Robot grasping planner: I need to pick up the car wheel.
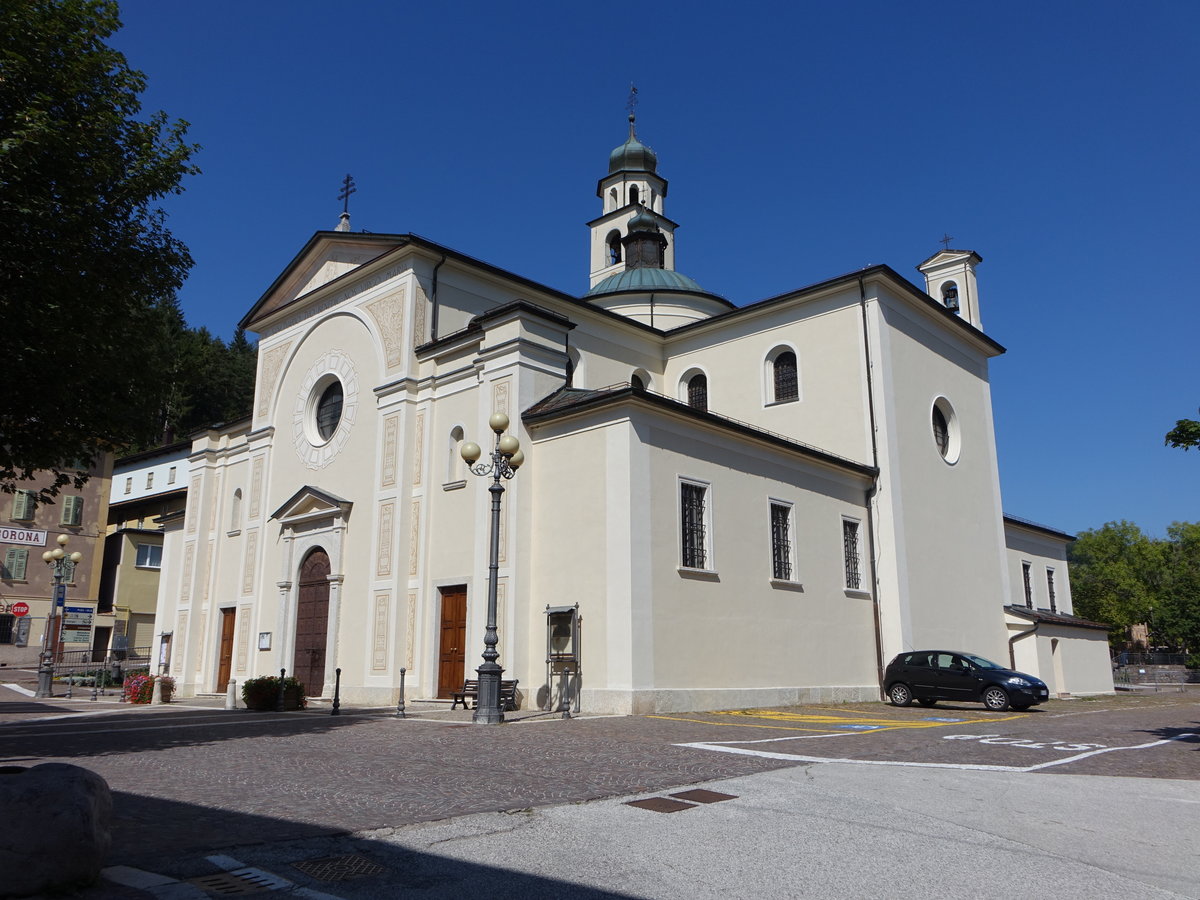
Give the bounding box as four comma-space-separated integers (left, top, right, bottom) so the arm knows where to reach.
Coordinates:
917, 699, 938, 707
982, 686, 1011, 711
888, 683, 913, 707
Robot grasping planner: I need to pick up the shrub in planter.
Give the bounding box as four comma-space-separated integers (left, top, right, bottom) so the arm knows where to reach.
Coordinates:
122, 674, 175, 704
241, 675, 307, 711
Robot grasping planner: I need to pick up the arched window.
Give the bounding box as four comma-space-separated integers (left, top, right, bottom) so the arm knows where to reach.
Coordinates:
941, 281, 960, 312
566, 347, 582, 388
631, 373, 645, 391
931, 397, 960, 463
687, 373, 708, 411
609, 187, 618, 210
606, 230, 622, 265
772, 351, 798, 403
629, 184, 640, 206
230, 489, 242, 531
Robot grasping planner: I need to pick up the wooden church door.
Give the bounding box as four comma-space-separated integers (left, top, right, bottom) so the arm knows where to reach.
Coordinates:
293, 548, 331, 697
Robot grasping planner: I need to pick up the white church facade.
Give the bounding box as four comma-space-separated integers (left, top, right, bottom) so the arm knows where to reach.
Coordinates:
154, 118, 1114, 713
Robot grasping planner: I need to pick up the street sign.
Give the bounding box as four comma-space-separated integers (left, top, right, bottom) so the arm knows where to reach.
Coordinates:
61, 605, 94, 644
53, 584, 66, 605
11, 602, 29, 617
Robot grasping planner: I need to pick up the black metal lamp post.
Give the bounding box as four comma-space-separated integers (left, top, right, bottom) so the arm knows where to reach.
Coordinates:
461, 412, 524, 725
36, 534, 82, 699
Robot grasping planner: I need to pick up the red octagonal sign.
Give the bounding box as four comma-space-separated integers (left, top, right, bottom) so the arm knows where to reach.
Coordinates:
11, 602, 29, 617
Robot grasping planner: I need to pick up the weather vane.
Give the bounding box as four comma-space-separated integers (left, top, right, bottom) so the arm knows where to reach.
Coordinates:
939, 233, 954, 250
626, 83, 638, 117
338, 173, 357, 215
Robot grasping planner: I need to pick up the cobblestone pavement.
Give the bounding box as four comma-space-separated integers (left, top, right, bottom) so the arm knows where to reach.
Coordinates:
1, 683, 1196, 897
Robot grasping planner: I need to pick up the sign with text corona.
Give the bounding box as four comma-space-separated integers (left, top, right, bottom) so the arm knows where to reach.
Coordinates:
0, 527, 47, 546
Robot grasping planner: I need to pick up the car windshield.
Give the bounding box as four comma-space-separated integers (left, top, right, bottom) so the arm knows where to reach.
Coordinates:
962, 653, 1003, 670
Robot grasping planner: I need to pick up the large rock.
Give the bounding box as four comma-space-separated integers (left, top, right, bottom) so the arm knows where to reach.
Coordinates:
0, 763, 113, 897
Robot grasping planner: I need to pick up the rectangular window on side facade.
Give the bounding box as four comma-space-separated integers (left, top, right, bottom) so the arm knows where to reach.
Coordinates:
146, 472, 154, 490
60, 495, 83, 527
0, 614, 14, 644
11, 490, 35, 521
125, 477, 132, 494
770, 502, 793, 580
1022, 562, 1033, 608
135, 544, 163, 569
2, 548, 29, 580
842, 518, 862, 590
168, 467, 177, 484
1046, 568, 1057, 613
680, 481, 708, 569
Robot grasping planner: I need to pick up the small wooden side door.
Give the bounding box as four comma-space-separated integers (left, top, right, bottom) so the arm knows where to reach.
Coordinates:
437, 587, 467, 698
216, 608, 236, 692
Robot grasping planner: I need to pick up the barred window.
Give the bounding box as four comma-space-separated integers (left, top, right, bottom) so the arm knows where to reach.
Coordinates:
770, 503, 792, 580
772, 351, 798, 403
0, 615, 13, 644
686, 373, 708, 412
1046, 568, 1057, 612
842, 519, 862, 590
932, 406, 950, 457
681, 482, 708, 569
1022, 562, 1033, 608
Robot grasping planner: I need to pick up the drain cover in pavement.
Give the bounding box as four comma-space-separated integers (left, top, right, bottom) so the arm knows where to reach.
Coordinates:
188, 870, 276, 895
626, 797, 697, 813
292, 854, 387, 882
669, 789, 737, 804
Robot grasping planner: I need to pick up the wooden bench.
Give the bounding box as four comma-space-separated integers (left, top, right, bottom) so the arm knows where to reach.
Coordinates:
451, 678, 519, 711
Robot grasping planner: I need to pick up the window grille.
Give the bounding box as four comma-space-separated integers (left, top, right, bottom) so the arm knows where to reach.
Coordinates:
1046, 569, 1057, 612
771, 503, 792, 580
681, 482, 707, 569
687, 374, 708, 412
0, 615, 13, 644
773, 352, 798, 403
1022, 562, 1033, 608
316, 381, 343, 440
843, 519, 861, 590
932, 406, 950, 457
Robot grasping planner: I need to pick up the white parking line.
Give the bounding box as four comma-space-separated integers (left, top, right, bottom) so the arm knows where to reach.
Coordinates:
676, 731, 1200, 773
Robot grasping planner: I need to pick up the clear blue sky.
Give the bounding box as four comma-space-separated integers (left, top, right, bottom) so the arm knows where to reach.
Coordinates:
110, 0, 1199, 538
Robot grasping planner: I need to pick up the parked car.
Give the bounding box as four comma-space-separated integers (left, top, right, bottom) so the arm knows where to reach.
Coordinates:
883, 650, 1049, 711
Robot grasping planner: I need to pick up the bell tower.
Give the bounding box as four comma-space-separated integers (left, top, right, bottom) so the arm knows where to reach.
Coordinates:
917, 248, 984, 330
587, 114, 677, 288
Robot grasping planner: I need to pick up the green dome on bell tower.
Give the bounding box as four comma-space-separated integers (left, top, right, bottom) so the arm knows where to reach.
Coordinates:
608, 115, 658, 175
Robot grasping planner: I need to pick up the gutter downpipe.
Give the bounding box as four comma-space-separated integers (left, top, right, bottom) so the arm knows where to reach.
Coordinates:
1008, 620, 1038, 669
429, 252, 447, 342
858, 275, 886, 697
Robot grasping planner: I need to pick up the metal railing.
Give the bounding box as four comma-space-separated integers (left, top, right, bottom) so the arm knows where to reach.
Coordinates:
1114, 651, 1189, 666
52, 646, 153, 699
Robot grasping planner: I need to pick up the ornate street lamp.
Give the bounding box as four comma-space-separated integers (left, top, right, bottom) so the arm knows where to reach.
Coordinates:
36, 534, 82, 699
461, 412, 524, 724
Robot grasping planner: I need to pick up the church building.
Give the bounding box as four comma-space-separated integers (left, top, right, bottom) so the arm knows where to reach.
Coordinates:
154, 117, 1113, 713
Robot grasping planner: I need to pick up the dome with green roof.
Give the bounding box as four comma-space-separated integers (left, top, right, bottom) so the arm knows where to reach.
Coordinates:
608, 115, 658, 175
586, 267, 705, 296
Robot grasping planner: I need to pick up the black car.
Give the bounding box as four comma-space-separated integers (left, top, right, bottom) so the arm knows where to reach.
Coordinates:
883, 650, 1049, 711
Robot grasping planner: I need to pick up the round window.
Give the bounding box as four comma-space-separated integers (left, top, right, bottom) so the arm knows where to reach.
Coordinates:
314, 380, 343, 441
931, 397, 960, 464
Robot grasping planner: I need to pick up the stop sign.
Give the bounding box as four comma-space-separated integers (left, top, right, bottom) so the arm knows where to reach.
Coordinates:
11, 602, 29, 617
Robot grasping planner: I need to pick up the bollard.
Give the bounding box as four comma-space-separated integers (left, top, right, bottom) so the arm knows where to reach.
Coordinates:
225, 678, 238, 710
276, 668, 286, 712
150, 677, 164, 705
90, 673, 98, 702
561, 666, 572, 719
331, 668, 341, 716
395, 667, 406, 718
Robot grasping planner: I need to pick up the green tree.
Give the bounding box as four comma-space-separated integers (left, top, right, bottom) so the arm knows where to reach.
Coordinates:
0, 0, 199, 500
1069, 521, 1166, 646
1165, 410, 1200, 452
1157, 522, 1200, 653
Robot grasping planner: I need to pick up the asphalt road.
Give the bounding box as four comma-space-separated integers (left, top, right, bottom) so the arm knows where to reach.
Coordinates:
1, 684, 1197, 899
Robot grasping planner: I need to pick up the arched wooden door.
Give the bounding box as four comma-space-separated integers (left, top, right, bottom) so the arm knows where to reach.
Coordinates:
293, 548, 331, 697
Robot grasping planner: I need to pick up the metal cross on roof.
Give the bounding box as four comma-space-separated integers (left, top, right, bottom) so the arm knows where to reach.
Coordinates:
626, 83, 638, 117
939, 233, 954, 250
338, 174, 357, 214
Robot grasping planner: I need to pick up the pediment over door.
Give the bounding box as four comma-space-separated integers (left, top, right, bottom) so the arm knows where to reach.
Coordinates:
270, 486, 353, 528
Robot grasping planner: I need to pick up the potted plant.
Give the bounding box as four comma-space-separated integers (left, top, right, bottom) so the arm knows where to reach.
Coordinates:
241, 674, 307, 711
122, 673, 175, 704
